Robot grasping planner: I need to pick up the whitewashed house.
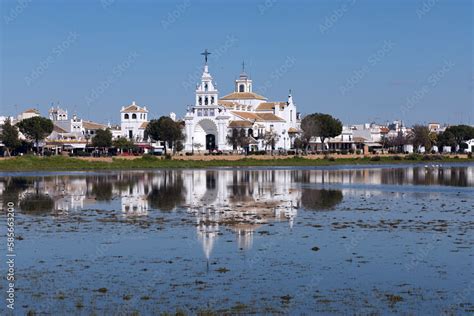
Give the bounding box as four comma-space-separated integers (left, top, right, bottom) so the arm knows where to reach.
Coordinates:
120, 101, 149, 142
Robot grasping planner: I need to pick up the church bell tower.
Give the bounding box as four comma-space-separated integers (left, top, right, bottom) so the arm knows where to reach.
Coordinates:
235, 61, 252, 93
196, 49, 219, 107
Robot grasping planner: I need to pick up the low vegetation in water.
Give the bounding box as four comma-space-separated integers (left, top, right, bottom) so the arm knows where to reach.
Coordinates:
0, 154, 471, 172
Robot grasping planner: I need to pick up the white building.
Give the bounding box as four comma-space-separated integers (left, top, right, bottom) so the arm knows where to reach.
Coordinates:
17, 108, 40, 121
464, 139, 474, 153
120, 101, 149, 142
184, 52, 300, 152
48, 106, 84, 140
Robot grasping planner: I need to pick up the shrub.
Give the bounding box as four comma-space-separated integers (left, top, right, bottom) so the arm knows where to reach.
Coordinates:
405, 153, 420, 161
370, 156, 381, 161
422, 155, 431, 161
141, 154, 157, 160
468, 152, 473, 159
392, 155, 402, 161
287, 150, 296, 155
324, 155, 335, 161
356, 150, 362, 155
340, 150, 348, 155
185, 152, 193, 156
164, 154, 172, 160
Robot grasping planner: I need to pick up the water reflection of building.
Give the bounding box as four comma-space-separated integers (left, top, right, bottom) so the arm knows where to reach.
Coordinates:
121, 182, 149, 216
182, 170, 300, 258
1, 166, 472, 259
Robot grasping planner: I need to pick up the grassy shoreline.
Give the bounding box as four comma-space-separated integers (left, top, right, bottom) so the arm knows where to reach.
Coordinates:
0, 155, 473, 172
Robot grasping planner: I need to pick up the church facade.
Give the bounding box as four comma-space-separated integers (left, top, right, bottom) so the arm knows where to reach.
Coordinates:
184, 53, 300, 152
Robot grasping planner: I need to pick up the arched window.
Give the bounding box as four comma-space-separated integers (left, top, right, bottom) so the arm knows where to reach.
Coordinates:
205, 97, 209, 105
239, 84, 245, 92
211, 96, 215, 104
132, 113, 137, 119
124, 114, 129, 119
199, 97, 202, 105
205, 83, 208, 92
248, 129, 253, 137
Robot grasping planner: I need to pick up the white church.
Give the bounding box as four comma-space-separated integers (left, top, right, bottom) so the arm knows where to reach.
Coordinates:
184, 50, 301, 152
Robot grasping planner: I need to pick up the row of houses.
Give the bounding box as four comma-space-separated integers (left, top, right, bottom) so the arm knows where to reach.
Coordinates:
0, 101, 161, 154
2, 53, 473, 154
1, 104, 472, 154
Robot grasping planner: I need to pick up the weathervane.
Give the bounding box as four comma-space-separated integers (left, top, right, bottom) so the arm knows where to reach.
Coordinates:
242, 61, 245, 73
201, 49, 211, 64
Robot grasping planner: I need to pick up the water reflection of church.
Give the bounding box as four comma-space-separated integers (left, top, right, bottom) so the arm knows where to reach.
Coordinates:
182, 170, 300, 258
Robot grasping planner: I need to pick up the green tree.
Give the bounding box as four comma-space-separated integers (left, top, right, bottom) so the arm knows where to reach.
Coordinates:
292, 137, 305, 154
410, 125, 433, 152
91, 129, 112, 150
113, 137, 136, 153
0, 118, 20, 156
387, 132, 410, 153
227, 128, 240, 152
301, 113, 342, 152
445, 125, 474, 148
437, 130, 456, 149
239, 128, 250, 153
145, 117, 183, 155
263, 130, 279, 154
17, 116, 54, 154
226, 128, 250, 153
175, 140, 184, 152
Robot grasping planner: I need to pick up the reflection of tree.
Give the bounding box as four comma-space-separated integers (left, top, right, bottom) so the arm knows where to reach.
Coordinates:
301, 189, 343, 211
147, 172, 185, 211
113, 173, 142, 193
1, 177, 31, 206
19, 193, 54, 214
91, 181, 113, 201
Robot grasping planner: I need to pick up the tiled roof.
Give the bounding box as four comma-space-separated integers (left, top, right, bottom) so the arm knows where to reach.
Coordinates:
255, 113, 285, 122
53, 124, 67, 133
139, 122, 148, 129
83, 120, 106, 130
218, 100, 240, 108
228, 120, 254, 128
231, 111, 260, 121
23, 108, 40, 114
231, 111, 285, 122
256, 102, 287, 111
220, 92, 267, 101
121, 103, 148, 113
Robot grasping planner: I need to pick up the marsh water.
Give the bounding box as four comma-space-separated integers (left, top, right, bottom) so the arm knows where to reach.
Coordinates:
1, 164, 473, 315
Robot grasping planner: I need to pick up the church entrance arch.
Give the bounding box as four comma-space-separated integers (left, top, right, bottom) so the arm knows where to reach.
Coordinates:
194, 119, 218, 151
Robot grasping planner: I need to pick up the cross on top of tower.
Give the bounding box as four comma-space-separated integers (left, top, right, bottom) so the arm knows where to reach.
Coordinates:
201, 49, 211, 64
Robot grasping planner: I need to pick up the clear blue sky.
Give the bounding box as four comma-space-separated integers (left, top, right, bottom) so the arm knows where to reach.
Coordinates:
1, 0, 472, 125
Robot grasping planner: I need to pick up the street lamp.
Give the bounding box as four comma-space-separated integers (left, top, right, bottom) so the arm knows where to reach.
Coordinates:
282, 130, 287, 151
